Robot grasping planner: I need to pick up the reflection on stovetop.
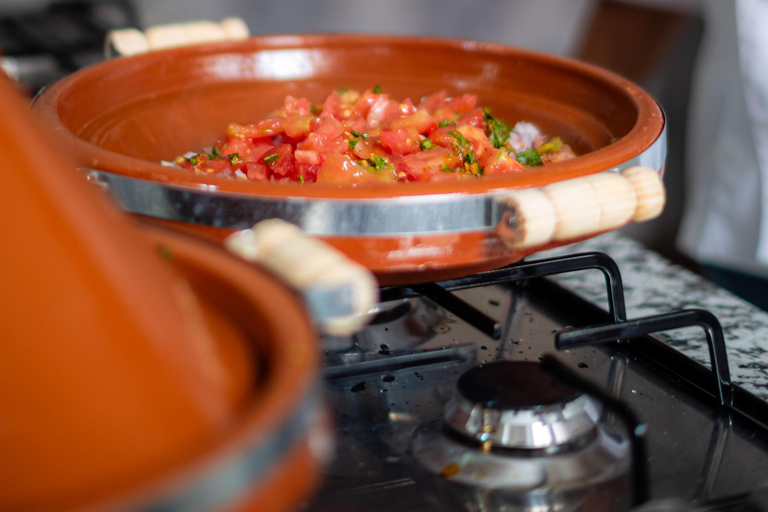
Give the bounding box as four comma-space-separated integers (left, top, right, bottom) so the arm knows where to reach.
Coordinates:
323, 298, 454, 368
308, 258, 768, 512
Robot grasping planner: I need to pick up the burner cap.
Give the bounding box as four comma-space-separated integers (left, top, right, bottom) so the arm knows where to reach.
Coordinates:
457, 361, 580, 409
445, 361, 601, 450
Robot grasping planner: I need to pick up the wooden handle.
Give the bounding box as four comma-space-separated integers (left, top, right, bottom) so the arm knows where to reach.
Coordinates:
543, 178, 602, 241
586, 171, 637, 230
621, 165, 666, 221
105, 18, 249, 58
496, 167, 664, 249
494, 189, 556, 249
225, 220, 379, 336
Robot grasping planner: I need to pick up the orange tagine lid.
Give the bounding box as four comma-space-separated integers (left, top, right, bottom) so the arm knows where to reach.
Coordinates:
0, 73, 323, 511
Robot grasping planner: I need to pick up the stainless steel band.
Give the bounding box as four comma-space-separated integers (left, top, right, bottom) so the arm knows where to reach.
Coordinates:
87, 387, 327, 512
85, 123, 666, 237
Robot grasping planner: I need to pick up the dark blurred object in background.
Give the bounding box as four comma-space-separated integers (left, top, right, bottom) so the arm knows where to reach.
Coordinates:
0, 0, 139, 93
578, 0, 704, 270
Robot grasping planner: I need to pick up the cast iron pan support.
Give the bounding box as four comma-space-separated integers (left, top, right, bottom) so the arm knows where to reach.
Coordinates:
380, 251, 628, 340
555, 309, 733, 406
540, 354, 650, 507
439, 251, 628, 324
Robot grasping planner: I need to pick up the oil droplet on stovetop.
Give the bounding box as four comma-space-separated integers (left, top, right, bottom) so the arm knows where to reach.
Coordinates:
439, 462, 461, 478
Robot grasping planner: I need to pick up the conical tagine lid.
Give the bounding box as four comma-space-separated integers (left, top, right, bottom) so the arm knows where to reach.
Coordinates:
0, 73, 253, 510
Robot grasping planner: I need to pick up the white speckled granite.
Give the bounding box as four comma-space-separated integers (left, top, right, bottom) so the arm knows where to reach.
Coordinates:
538, 232, 768, 399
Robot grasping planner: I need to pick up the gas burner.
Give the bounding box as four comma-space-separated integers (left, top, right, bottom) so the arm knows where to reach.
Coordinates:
445, 361, 600, 450
412, 361, 631, 512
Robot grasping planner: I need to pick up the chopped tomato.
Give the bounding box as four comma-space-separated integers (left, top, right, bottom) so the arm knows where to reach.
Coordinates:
174, 87, 569, 184
418, 89, 448, 112
366, 96, 398, 128
456, 125, 493, 158
284, 96, 312, 116
445, 94, 477, 114
458, 107, 486, 129
396, 98, 417, 116
282, 115, 315, 138
295, 149, 322, 165
431, 127, 458, 149
264, 144, 295, 179
387, 109, 438, 133
227, 119, 284, 139
246, 162, 269, 180
322, 92, 342, 119
481, 148, 525, 175
395, 147, 458, 181
350, 137, 375, 160
296, 163, 320, 182
316, 153, 394, 184
380, 126, 421, 156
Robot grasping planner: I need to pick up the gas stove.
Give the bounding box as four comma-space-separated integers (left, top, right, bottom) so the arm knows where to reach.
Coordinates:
307, 251, 768, 512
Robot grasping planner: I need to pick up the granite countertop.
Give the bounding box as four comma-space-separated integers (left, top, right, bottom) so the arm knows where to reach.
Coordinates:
538, 232, 768, 400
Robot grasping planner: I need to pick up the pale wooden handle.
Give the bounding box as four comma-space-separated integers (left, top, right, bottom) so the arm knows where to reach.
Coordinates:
105, 18, 249, 58
621, 165, 666, 221
543, 178, 602, 241
494, 189, 556, 249
585, 172, 637, 230
225, 220, 379, 337
496, 168, 664, 249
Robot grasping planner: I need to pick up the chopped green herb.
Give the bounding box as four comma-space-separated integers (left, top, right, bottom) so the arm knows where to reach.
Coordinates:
310, 104, 321, 115
208, 146, 224, 160
337, 86, 349, 95
184, 155, 199, 166
479, 166, 485, 176
228, 152, 242, 165
483, 107, 513, 149
449, 130, 468, 146
373, 84, 383, 94
263, 153, 280, 165
438, 120, 457, 128
349, 139, 359, 150
299, 175, 305, 184
419, 138, 434, 150
516, 148, 542, 167
466, 151, 476, 164
538, 137, 564, 154
372, 155, 389, 170
441, 164, 456, 173
351, 129, 368, 139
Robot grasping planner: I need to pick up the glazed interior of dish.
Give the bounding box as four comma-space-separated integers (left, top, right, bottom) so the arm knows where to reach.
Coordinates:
73, 80, 610, 164
43, 35, 658, 197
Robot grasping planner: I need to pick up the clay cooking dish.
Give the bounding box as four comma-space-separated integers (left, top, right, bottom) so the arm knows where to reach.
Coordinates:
34, 34, 665, 284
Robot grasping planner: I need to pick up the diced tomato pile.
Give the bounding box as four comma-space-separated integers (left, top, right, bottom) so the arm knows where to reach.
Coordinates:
173, 87, 575, 184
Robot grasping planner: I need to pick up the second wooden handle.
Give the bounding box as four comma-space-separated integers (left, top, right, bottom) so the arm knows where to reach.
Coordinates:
225, 219, 379, 336
497, 166, 665, 249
